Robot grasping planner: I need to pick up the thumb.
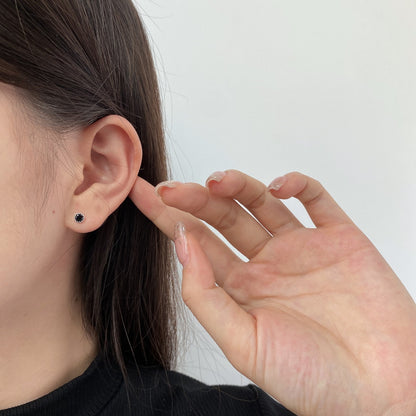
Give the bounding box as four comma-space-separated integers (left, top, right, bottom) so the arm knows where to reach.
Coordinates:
174, 223, 257, 376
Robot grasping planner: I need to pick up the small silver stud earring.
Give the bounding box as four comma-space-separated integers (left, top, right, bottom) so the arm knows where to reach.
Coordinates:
74, 213, 85, 223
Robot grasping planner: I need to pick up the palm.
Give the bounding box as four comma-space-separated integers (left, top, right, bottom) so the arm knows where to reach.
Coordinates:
230, 224, 381, 414
129, 170, 416, 416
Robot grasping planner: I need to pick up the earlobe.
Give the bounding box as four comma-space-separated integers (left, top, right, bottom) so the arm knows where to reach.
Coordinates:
74, 213, 85, 224
66, 115, 142, 233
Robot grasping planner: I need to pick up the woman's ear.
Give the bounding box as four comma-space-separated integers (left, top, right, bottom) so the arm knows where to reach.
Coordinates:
64, 115, 142, 233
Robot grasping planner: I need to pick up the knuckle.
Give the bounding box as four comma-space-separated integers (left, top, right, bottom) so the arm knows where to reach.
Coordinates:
213, 204, 238, 231
305, 188, 325, 206
246, 189, 267, 210
311, 177, 323, 188
288, 170, 303, 179
186, 194, 210, 217
275, 220, 297, 235
225, 168, 242, 177
303, 177, 326, 206
246, 237, 269, 258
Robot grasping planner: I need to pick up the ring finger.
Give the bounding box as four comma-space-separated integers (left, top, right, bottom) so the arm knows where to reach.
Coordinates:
205, 169, 304, 235
155, 182, 275, 260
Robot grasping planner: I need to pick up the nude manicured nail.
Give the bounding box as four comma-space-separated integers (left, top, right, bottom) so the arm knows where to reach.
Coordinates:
205, 171, 226, 186
267, 176, 287, 192
155, 180, 179, 197
174, 222, 189, 266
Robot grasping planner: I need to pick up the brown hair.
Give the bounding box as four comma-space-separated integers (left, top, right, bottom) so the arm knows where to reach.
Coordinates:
0, 0, 179, 394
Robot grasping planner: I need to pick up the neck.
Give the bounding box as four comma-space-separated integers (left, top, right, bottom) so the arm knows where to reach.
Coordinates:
0, 268, 97, 410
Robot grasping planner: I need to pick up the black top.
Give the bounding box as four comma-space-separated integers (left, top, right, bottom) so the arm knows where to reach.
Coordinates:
0, 354, 296, 415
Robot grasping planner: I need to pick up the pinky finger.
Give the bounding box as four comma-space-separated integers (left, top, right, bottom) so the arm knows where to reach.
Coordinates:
268, 171, 354, 228
174, 223, 257, 377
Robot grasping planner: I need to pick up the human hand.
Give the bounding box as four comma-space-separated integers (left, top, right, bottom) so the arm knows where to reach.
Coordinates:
129, 170, 416, 416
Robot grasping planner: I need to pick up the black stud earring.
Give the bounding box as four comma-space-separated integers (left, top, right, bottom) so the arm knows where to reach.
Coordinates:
74, 213, 85, 223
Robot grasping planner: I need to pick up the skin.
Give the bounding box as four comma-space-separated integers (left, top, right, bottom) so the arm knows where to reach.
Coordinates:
129, 171, 416, 415
0, 83, 142, 409
1, 80, 415, 414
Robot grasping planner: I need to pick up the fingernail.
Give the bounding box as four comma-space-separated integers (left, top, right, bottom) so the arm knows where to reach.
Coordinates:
174, 222, 189, 266
155, 180, 179, 197
267, 175, 287, 192
205, 171, 226, 187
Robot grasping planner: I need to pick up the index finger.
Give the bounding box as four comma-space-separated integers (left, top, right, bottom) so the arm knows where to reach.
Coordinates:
128, 176, 242, 275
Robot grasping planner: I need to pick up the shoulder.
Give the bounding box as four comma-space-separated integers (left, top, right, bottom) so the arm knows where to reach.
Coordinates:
104, 363, 296, 416
163, 369, 296, 416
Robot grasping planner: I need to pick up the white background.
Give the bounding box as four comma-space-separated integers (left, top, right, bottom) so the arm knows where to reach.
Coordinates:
135, 0, 416, 387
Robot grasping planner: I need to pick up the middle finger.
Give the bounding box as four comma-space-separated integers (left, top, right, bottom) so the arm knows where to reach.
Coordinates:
206, 169, 304, 234
156, 181, 273, 259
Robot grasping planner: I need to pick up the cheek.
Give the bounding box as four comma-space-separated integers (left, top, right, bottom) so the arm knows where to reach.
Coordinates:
16, 140, 50, 207
0, 184, 38, 312
0, 137, 30, 232
0, 142, 42, 297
